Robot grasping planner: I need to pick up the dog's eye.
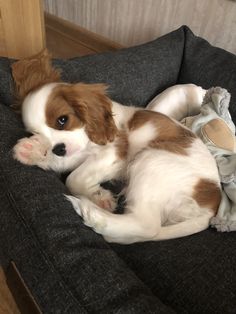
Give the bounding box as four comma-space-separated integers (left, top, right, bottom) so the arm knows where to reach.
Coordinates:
57, 115, 68, 129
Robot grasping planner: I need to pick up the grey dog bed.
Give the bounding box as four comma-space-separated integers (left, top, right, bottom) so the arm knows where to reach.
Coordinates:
0, 26, 236, 313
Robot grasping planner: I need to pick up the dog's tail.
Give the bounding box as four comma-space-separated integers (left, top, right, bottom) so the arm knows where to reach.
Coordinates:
152, 213, 213, 241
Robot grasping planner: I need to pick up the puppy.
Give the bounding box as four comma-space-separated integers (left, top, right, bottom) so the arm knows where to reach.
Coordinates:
12, 50, 221, 244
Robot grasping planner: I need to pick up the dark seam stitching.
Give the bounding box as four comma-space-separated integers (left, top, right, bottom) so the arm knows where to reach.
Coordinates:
176, 26, 187, 84
0, 166, 88, 313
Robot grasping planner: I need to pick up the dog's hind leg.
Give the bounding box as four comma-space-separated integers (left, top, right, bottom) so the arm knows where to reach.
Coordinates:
66, 195, 161, 244
152, 213, 213, 241
67, 195, 213, 243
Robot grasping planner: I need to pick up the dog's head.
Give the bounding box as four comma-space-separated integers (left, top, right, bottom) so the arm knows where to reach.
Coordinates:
12, 50, 117, 167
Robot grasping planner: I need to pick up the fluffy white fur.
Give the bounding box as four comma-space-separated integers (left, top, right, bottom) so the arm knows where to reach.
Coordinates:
13, 84, 220, 244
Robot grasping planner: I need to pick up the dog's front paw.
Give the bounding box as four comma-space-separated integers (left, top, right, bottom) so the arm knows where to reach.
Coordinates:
91, 188, 117, 212
13, 134, 51, 169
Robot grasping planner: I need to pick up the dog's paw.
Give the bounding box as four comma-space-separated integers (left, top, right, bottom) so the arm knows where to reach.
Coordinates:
65, 195, 108, 233
91, 188, 117, 212
13, 134, 51, 169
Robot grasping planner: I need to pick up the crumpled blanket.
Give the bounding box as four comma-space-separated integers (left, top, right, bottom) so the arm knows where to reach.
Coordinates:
147, 86, 236, 232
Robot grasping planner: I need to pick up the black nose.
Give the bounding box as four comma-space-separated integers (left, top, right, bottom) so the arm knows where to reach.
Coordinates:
52, 143, 66, 156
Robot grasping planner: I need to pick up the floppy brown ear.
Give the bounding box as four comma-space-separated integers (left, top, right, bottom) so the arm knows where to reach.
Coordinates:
61, 83, 118, 145
11, 49, 61, 109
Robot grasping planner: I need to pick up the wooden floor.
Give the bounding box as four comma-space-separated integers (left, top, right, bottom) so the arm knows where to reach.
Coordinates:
0, 14, 121, 314
45, 12, 123, 59
0, 268, 20, 314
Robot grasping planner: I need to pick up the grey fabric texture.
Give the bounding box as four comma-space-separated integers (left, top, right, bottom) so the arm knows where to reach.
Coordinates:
112, 230, 236, 314
0, 26, 236, 313
0, 57, 15, 106
178, 27, 236, 126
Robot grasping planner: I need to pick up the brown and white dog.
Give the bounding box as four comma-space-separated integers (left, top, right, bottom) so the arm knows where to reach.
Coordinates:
12, 50, 221, 244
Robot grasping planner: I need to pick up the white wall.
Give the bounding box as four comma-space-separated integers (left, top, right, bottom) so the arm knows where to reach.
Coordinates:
44, 0, 236, 54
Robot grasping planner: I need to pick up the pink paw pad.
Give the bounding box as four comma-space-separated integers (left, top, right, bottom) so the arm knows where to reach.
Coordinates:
19, 151, 30, 159
22, 143, 33, 149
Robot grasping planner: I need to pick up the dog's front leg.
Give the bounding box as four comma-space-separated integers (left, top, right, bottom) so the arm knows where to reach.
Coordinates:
66, 145, 124, 212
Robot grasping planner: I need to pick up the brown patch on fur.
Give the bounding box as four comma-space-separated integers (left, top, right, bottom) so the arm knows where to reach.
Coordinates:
193, 179, 221, 214
115, 130, 129, 159
11, 49, 61, 110
46, 83, 118, 145
129, 110, 196, 155
46, 86, 83, 131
